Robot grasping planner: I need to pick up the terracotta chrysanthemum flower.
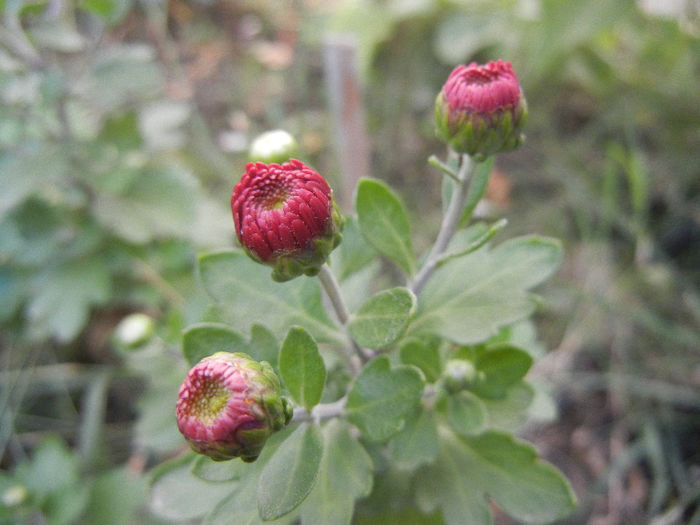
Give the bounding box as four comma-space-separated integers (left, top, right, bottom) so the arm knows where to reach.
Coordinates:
231, 159, 343, 281
176, 352, 292, 462
435, 60, 527, 159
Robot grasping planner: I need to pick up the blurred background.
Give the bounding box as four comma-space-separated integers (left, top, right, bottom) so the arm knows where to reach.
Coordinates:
0, 0, 698, 523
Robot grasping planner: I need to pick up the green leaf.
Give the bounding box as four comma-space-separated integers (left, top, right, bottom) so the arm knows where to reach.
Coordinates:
94, 164, 199, 244
257, 423, 323, 521
249, 324, 280, 367
356, 178, 417, 276
460, 157, 495, 226
345, 356, 424, 442
481, 382, 535, 432
330, 216, 376, 281
448, 391, 487, 437
150, 455, 236, 522
473, 345, 534, 399
347, 287, 416, 350
191, 456, 246, 483
26, 257, 111, 342
416, 429, 576, 525
299, 420, 374, 525
388, 407, 439, 471
0, 147, 68, 220
182, 323, 248, 366
399, 338, 442, 383
408, 236, 562, 345
201, 429, 296, 525
85, 467, 148, 525
15, 437, 78, 501
198, 250, 344, 345
279, 327, 326, 411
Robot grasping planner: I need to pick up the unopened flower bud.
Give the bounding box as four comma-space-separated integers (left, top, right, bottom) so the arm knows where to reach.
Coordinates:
231, 159, 343, 282
249, 130, 299, 164
435, 60, 527, 160
1, 485, 28, 507
176, 352, 293, 462
113, 313, 155, 349
443, 358, 476, 393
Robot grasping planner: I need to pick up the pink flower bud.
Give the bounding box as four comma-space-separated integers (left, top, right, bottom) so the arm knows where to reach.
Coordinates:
435, 60, 527, 159
231, 159, 343, 281
176, 352, 292, 462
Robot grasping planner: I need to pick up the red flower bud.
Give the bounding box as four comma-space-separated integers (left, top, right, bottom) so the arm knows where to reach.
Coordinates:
435, 60, 527, 159
176, 352, 292, 462
231, 159, 343, 281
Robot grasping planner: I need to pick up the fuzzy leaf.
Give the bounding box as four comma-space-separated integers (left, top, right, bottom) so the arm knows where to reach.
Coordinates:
448, 391, 487, 436
299, 420, 374, 525
473, 345, 534, 399
345, 356, 424, 442
198, 250, 344, 345
388, 407, 439, 471
399, 339, 442, 383
257, 423, 323, 521
416, 429, 576, 525
182, 323, 248, 366
150, 455, 236, 522
279, 327, 326, 411
409, 236, 562, 344
356, 178, 417, 276
348, 287, 416, 349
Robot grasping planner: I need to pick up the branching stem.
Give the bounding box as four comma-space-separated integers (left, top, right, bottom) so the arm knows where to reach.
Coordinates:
411, 154, 477, 295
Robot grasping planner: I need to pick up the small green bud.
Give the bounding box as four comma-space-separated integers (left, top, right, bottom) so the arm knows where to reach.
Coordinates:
443, 359, 476, 393
113, 313, 155, 349
249, 130, 299, 164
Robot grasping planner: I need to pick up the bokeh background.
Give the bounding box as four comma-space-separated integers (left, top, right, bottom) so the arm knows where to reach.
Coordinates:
1, 0, 698, 523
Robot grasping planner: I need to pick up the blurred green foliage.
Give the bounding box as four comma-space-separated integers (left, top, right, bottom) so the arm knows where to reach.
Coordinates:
1, 0, 698, 523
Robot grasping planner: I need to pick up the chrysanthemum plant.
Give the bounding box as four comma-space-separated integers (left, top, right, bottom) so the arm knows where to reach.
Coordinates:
171, 61, 576, 524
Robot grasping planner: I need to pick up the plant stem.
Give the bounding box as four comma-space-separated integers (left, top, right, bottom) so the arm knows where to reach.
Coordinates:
411, 154, 477, 295
317, 264, 368, 373
318, 263, 350, 324
292, 396, 346, 423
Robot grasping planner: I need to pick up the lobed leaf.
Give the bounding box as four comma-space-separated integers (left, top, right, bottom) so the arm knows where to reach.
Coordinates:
345, 356, 424, 442
388, 407, 439, 471
198, 250, 344, 345
299, 420, 374, 525
416, 428, 576, 525
409, 236, 562, 345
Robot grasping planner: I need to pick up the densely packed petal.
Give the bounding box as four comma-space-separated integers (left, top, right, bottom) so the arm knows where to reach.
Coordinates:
435, 60, 527, 159
231, 159, 343, 281
176, 352, 292, 462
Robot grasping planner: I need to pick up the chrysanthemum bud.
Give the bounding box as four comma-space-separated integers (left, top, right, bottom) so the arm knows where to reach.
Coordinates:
176, 352, 293, 462
231, 159, 343, 282
443, 358, 477, 393
249, 130, 299, 164
435, 60, 527, 160
113, 313, 155, 349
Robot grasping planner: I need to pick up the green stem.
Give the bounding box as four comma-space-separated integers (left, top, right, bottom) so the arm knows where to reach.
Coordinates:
291, 396, 346, 423
317, 264, 367, 373
317, 264, 350, 324
411, 154, 477, 295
